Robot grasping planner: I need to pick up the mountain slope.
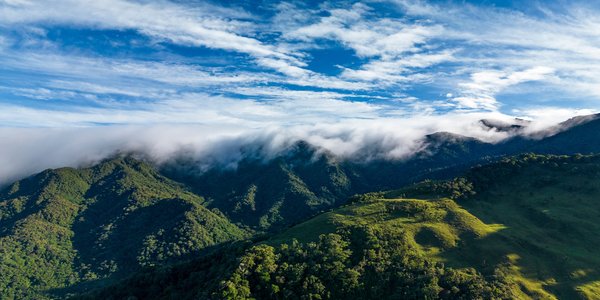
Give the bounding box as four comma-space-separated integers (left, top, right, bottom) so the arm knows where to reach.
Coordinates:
164, 142, 362, 231
87, 154, 600, 299
161, 115, 600, 232
163, 135, 506, 232
529, 114, 600, 154
0, 157, 247, 299
7, 114, 600, 299
274, 154, 600, 299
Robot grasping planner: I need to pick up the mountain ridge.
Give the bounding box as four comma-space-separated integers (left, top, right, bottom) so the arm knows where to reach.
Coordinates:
0, 157, 247, 299
158, 113, 600, 231
82, 153, 600, 299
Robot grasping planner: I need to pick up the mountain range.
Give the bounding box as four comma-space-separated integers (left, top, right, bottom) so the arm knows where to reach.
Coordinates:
162, 113, 600, 230
86, 153, 600, 299
2, 113, 600, 299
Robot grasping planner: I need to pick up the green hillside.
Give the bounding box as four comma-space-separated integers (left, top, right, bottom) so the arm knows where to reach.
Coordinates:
0, 157, 247, 299
7, 123, 600, 299
87, 154, 600, 299
165, 142, 362, 231
161, 116, 600, 234
270, 154, 600, 299
164, 138, 501, 232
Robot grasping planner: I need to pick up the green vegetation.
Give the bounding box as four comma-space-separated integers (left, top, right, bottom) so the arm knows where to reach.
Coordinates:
368, 154, 600, 299
164, 138, 500, 232
83, 154, 600, 299
165, 142, 359, 231
220, 221, 513, 299
163, 116, 600, 233
0, 157, 247, 299
83, 223, 514, 300
7, 129, 600, 300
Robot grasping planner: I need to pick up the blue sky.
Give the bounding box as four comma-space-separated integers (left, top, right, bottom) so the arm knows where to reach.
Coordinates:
2, 0, 600, 184
1, 0, 599, 128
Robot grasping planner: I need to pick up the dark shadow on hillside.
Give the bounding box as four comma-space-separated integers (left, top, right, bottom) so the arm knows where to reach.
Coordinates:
72, 195, 194, 279
46, 239, 246, 299
384, 154, 600, 298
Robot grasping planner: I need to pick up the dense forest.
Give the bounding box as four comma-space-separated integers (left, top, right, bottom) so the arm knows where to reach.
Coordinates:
79, 154, 600, 299
0, 157, 247, 299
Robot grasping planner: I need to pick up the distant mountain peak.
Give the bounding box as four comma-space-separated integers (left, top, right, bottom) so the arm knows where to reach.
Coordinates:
558, 113, 600, 129
530, 113, 600, 140
479, 118, 530, 133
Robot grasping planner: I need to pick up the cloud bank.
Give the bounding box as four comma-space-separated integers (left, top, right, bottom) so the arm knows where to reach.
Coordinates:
1, 110, 593, 186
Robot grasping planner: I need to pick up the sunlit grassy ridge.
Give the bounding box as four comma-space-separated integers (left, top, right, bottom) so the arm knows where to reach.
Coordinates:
267, 154, 600, 299
85, 197, 517, 299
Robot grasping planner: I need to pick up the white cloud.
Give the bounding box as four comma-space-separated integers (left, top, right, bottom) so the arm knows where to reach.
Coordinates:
391, 0, 600, 102
0, 110, 565, 186
1, 50, 272, 87
0, 87, 388, 128
451, 66, 555, 110
0, 43, 372, 98
282, 3, 448, 83
0, 0, 600, 187
0, 0, 306, 75
5, 0, 599, 106
285, 3, 440, 58
512, 107, 598, 133
229, 86, 383, 122
340, 50, 454, 82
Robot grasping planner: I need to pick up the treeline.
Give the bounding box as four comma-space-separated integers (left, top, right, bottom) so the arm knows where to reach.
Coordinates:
372, 153, 600, 202
84, 226, 515, 299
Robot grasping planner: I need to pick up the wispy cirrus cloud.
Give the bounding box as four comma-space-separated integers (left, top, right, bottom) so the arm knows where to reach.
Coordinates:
2, 0, 600, 119
0, 0, 309, 76
451, 66, 555, 110
340, 50, 454, 83
391, 0, 600, 105
284, 3, 424, 57
0, 87, 386, 127
281, 2, 449, 83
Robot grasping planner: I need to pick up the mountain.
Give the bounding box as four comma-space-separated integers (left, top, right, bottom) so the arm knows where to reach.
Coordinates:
159, 114, 600, 232
0, 157, 247, 299
163, 141, 363, 231
162, 135, 498, 232
479, 118, 530, 134
5, 113, 600, 299
529, 113, 600, 154
85, 154, 600, 299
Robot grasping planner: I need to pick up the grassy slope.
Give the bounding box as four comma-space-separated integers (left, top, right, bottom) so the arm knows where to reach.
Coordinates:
270, 154, 600, 299
0, 157, 247, 299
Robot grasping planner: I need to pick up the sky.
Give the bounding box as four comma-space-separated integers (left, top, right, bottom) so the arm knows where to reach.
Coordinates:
1, 0, 600, 183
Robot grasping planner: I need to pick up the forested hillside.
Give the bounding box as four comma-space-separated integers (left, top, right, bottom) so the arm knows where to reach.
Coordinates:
0, 157, 247, 299
3, 0, 600, 298
83, 154, 600, 299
